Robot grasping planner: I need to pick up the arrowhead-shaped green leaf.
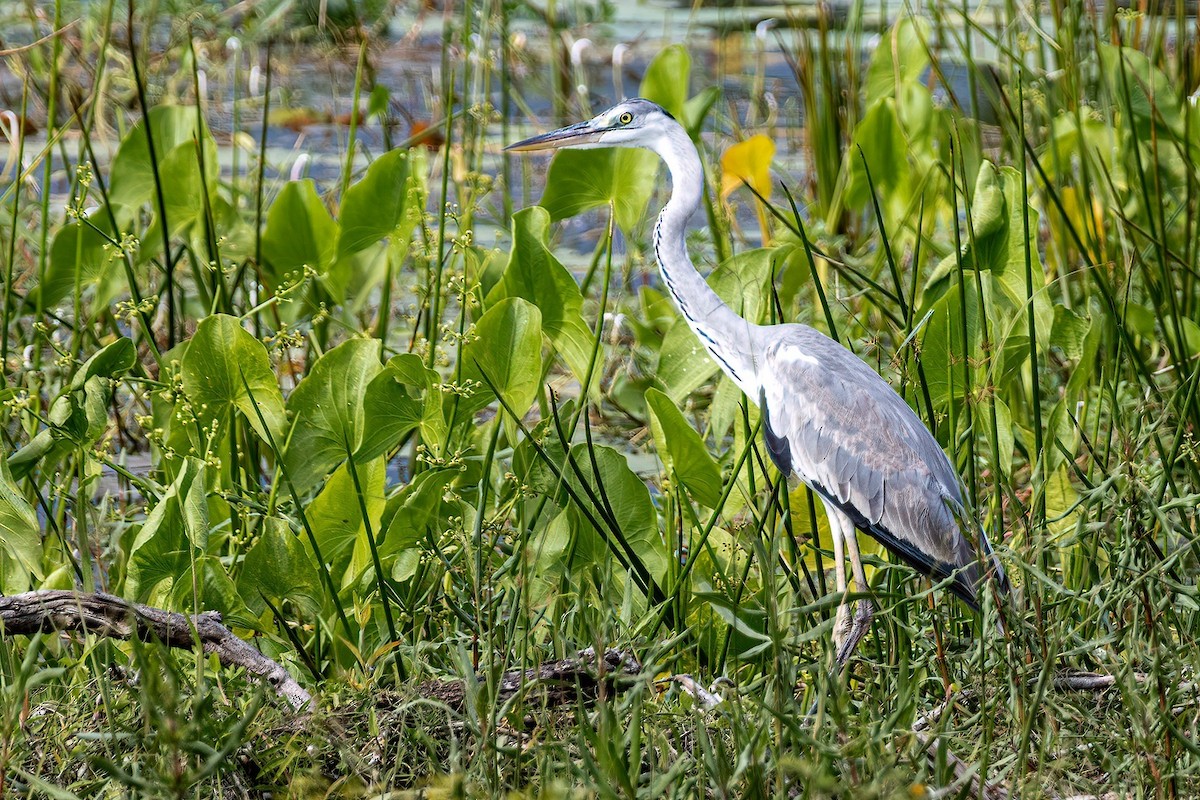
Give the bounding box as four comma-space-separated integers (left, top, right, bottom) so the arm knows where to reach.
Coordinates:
109, 105, 218, 211
355, 353, 439, 463
458, 297, 543, 426
338, 148, 412, 258
285, 338, 383, 496
645, 388, 722, 507
181, 314, 287, 445
239, 518, 322, 617
124, 457, 209, 605
262, 180, 339, 279
487, 207, 596, 387
563, 443, 669, 588
0, 455, 42, 592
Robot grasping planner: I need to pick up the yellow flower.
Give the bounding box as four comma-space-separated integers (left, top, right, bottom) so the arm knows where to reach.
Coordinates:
720, 135, 776, 201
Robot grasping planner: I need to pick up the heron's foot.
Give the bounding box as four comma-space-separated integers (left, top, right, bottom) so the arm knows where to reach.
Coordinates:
831, 601, 853, 659
834, 598, 875, 666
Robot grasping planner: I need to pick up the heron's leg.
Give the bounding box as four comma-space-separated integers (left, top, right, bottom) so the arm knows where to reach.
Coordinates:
805, 506, 854, 720
835, 524, 875, 666
827, 508, 852, 657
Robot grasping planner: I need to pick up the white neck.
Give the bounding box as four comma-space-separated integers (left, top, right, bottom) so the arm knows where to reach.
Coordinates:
650, 125, 760, 400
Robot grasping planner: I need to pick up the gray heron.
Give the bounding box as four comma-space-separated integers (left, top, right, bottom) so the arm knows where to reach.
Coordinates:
506, 98, 1009, 663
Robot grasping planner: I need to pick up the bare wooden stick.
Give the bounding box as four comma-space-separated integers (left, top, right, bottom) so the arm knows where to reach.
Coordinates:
0, 590, 311, 710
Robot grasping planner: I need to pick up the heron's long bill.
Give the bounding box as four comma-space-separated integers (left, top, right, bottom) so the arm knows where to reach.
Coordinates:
505, 120, 604, 152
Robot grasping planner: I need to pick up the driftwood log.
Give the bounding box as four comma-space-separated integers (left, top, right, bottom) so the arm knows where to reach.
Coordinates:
417, 648, 642, 713
0, 590, 311, 710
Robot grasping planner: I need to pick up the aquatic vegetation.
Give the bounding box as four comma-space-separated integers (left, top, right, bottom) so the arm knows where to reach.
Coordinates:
0, 0, 1198, 796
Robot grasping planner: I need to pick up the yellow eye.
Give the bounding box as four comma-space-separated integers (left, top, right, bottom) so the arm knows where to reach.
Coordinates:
619, 112, 633, 125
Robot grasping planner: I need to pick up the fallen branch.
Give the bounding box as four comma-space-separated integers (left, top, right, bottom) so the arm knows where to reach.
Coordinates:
417, 648, 641, 713
911, 690, 1008, 800
0, 590, 311, 711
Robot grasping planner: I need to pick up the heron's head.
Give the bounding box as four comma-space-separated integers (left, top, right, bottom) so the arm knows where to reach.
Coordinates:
505, 98, 677, 153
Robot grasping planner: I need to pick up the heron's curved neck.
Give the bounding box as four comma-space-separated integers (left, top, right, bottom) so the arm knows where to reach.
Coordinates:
652, 127, 759, 398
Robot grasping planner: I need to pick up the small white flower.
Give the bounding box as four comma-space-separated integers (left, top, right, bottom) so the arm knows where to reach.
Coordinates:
570, 37, 592, 66
290, 154, 310, 182
755, 19, 777, 42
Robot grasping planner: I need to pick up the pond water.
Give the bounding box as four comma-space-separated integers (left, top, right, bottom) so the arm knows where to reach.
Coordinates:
2, 0, 1019, 262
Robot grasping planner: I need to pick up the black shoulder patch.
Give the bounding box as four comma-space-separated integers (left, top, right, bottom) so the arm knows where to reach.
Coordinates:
760, 389, 792, 475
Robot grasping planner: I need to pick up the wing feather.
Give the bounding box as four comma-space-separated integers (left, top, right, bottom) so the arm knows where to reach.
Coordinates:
755, 324, 1003, 605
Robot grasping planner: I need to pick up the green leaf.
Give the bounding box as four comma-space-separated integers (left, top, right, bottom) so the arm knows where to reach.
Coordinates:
109, 106, 218, 210
1066, 312, 1103, 400
925, 162, 1023, 289
338, 149, 412, 258
138, 137, 218, 261
487, 208, 596, 386
379, 468, 459, 559
124, 458, 209, 605
984, 396, 1015, 479
512, 407, 572, 501
919, 281, 981, 409
537, 148, 659, 233
284, 338, 383, 496
527, 509, 573, 591
76, 376, 113, 445
458, 297, 543, 425
1043, 399, 1078, 476
682, 87, 720, 139
0, 454, 42, 591
657, 320, 720, 405
638, 43, 690, 120
844, 98, 909, 213
37, 212, 124, 310
367, 85, 390, 119
645, 388, 722, 507
305, 456, 386, 587
1160, 316, 1200, 360
1099, 44, 1184, 140
72, 337, 136, 389
180, 314, 287, 444
563, 443, 669, 587
694, 587, 769, 643
238, 518, 321, 617
923, 162, 1052, 363
864, 15, 932, 107
186, 556, 253, 626
1044, 466, 1087, 589
261, 180, 339, 279
6, 340, 136, 481
355, 353, 438, 463
5, 429, 58, 482
966, 160, 1008, 240
1050, 304, 1092, 361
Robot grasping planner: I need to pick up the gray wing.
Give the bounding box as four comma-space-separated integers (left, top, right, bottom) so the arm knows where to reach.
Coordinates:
753, 324, 1004, 607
